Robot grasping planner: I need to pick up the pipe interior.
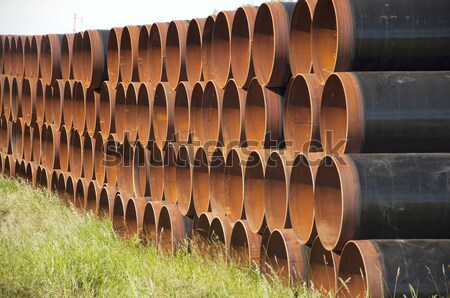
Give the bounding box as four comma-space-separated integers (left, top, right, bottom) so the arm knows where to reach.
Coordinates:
158, 207, 174, 252
149, 25, 163, 82
195, 214, 210, 241
133, 143, 149, 197
166, 23, 181, 84
113, 196, 126, 235
264, 153, 287, 230
231, 9, 251, 84
107, 30, 120, 84
222, 82, 241, 147
83, 136, 94, 180
149, 146, 164, 201
202, 83, 220, 143
94, 133, 106, 185
174, 84, 190, 142
138, 27, 150, 81
125, 199, 138, 236
61, 35, 71, 79
245, 81, 266, 144
21, 79, 32, 122
338, 243, 367, 298
186, 20, 202, 81
115, 84, 127, 141
75, 180, 85, 208
86, 182, 97, 212
176, 146, 192, 212
125, 84, 139, 141
190, 83, 204, 144
201, 17, 215, 80
120, 28, 133, 82
209, 218, 226, 244
213, 13, 232, 84
137, 84, 151, 143
193, 148, 210, 215
266, 231, 289, 281
143, 203, 157, 241
290, 1, 313, 73
99, 83, 113, 134
309, 239, 336, 293
163, 145, 177, 204
209, 149, 225, 216
244, 152, 264, 232
35, 80, 44, 123
59, 127, 69, 171
253, 4, 275, 83
105, 137, 119, 186
224, 150, 244, 223
31, 123, 41, 163
230, 222, 249, 264
40, 36, 52, 82
98, 188, 110, 218
85, 88, 97, 135
153, 85, 168, 146
70, 131, 83, 177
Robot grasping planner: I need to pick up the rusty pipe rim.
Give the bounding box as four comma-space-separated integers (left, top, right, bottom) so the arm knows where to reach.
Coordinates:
212, 11, 235, 88
106, 28, 122, 87
253, 2, 293, 87
162, 143, 178, 204
35, 79, 47, 125
284, 74, 324, 153
136, 82, 153, 146
98, 185, 118, 219
153, 82, 175, 149
149, 143, 164, 201
85, 86, 99, 138
311, 0, 353, 83
149, 22, 169, 83
195, 212, 213, 242
192, 146, 210, 216
142, 201, 165, 243
41, 123, 60, 170
174, 81, 193, 143
166, 20, 189, 90
124, 197, 147, 237
289, 153, 317, 245
86, 180, 101, 214
93, 131, 106, 185
3, 75, 12, 120
222, 79, 246, 149
125, 82, 141, 143
40, 34, 62, 85
308, 236, 340, 294
320, 73, 364, 155
243, 149, 268, 234
132, 140, 150, 197
10, 76, 22, 122
209, 146, 226, 217
157, 204, 193, 254
23, 123, 32, 162
337, 240, 383, 298
201, 15, 216, 81
120, 26, 141, 84
230, 6, 258, 89
264, 229, 310, 284
82, 132, 95, 181
230, 219, 261, 267
112, 192, 128, 237
58, 125, 70, 172
11, 118, 24, 162
104, 133, 120, 186
69, 128, 83, 178
186, 18, 206, 82
224, 148, 248, 224
16, 36, 25, 78
0, 115, 9, 154
201, 80, 224, 147
75, 177, 89, 209
117, 138, 134, 195
21, 78, 36, 125
30, 121, 41, 163
190, 81, 206, 145
137, 24, 152, 83
99, 81, 116, 136
30, 35, 42, 81
25, 161, 38, 186
314, 155, 359, 251
289, 0, 316, 75
72, 32, 83, 81
72, 81, 87, 132
176, 144, 196, 216
61, 33, 74, 80
245, 78, 284, 149
82, 30, 109, 88
3, 154, 16, 178
209, 215, 232, 256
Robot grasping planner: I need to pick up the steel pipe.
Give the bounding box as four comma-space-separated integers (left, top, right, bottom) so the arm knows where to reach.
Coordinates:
83, 29, 109, 89
157, 204, 193, 253
149, 144, 164, 201
23, 36, 32, 78
86, 180, 101, 214
136, 82, 153, 146
209, 146, 226, 217
75, 177, 89, 209
186, 18, 206, 82
120, 26, 141, 84
49, 169, 61, 193
0, 75, 5, 116
25, 161, 38, 186
93, 131, 106, 185
106, 28, 122, 88
338, 240, 450, 298
148, 22, 169, 83
21, 78, 36, 125
192, 146, 210, 216
189, 81, 206, 146
253, 2, 296, 87
23, 123, 32, 162
112, 192, 128, 237
163, 143, 178, 204
245, 78, 284, 149
316, 154, 450, 251
30, 35, 42, 81
231, 6, 258, 89
137, 25, 152, 83
4, 37, 12, 76
98, 185, 118, 219
312, 0, 450, 83
174, 81, 193, 143
212, 11, 235, 88
40, 34, 63, 85
85, 88, 99, 138
284, 74, 323, 153
124, 197, 147, 237
37, 165, 51, 189
152, 82, 175, 149
116, 83, 130, 145
117, 139, 134, 195
201, 80, 224, 146
61, 33, 74, 80
30, 122, 41, 163
125, 82, 141, 142
10, 76, 22, 122
51, 80, 73, 128
230, 219, 261, 267
104, 134, 120, 186
209, 215, 232, 256
99, 81, 116, 136
222, 79, 246, 148
0, 115, 9, 154
3, 154, 16, 178
72, 32, 83, 81
41, 123, 60, 170
0, 36, 4, 74
132, 140, 150, 197
142, 201, 164, 243
166, 20, 189, 89
321, 72, 450, 154
259, 226, 271, 272
72, 81, 87, 132
11, 119, 24, 161
194, 212, 213, 253
201, 16, 215, 81
2, 75, 12, 120
69, 129, 83, 178
35, 79, 47, 125
176, 144, 196, 216
15, 36, 25, 78
82, 132, 94, 181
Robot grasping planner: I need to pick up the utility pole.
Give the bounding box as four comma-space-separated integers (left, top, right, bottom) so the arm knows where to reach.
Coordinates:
73, 13, 83, 33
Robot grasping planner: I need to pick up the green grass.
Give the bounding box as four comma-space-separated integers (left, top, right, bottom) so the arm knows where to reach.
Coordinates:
0, 177, 318, 297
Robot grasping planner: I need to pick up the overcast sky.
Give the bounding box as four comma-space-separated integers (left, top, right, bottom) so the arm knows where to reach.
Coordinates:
0, 0, 268, 35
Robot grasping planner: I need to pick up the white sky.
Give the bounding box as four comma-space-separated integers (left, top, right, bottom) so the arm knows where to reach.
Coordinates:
0, 0, 267, 35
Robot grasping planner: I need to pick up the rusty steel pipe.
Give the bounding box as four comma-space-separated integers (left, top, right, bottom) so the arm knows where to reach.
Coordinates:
209, 146, 226, 217
117, 139, 134, 195
82, 133, 95, 181
259, 226, 271, 272
243, 149, 268, 234
10, 76, 22, 122
11, 119, 24, 161
120, 26, 141, 84
15, 36, 25, 78
98, 185, 118, 219
30, 122, 41, 163
163, 143, 178, 204
84, 88, 99, 138
212, 11, 235, 88
157, 204, 193, 254
41, 123, 60, 170
40, 34, 63, 85
0, 116, 9, 154
124, 197, 147, 237
230, 6, 258, 89
149, 144, 164, 201
142, 201, 165, 243
190, 81, 206, 146
69, 129, 83, 178
4, 37, 13, 76
245, 78, 284, 149
0, 36, 4, 74
99, 81, 116, 136
132, 140, 150, 197
72, 32, 83, 81
194, 212, 213, 255
321, 72, 450, 154
289, 0, 316, 75
125, 82, 141, 142
253, 2, 295, 87
29, 35, 42, 81
308, 236, 340, 295
35, 79, 47, 125
23, 123, 32, 162
316, 154, 450, 252
176, 144, 196, 216
173, 81, 193, 143
39, 166, 52, 189
3, 154, 16, 178
192, 146, 210, 216
23, 36, 32, 78
93, 131, 106, 185
148, 22, 169, 83
284, 74, 323, 153
186, 18, 205, 82
222, 79, 246, 148
2, 75, 12, 120
166, 20, 189, 89
74, 177, 90, 209
112, 192, 128, 237
49, 169, 61, 193
50, 80, 69, 128
312, 0, 450, 83
289, 153, 318, 245
152, 82, 175, 149
230, 219, 261, 267
58, 126, 69, 172
263, 229, 310, 284
72, 81, 87, 132
0, 75, 5, 116
106, 28, 122, 88
25, 161, 38, 186
338, 240, 450, 298
104, 133, 120, 186
114, 82, 128, 143
136, 82, 153, 146
61, 33, 74, 80
86, 180, 101, 214
137, 25, 152, 83
21, 78, 36, 125
201, 80, 224, 147
209, 215, 233, 256
82, 29, 109, 89
201, 16, 216, 81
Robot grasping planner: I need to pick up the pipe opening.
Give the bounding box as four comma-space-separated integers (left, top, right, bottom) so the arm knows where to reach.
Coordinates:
176, 145, 193, 214
209, 217, 228, 245
61, 34, 73, 80
231, 8, 252, 86
213, 12, 233, 86
245, 79, 266, 145
31, 122, 41, 163
174, 83, 190, 143
0, 116, 8, 153
99, 82, 114, 135
12, 119, 23, 160
290, 1, 313, 74
137, 83, 152, 144
11, 77, 21, 121
133, 142, 150, 197
224, 149, 245, 223
98, 187, 111, 218
118, 140, 133, 194
3, 76, 11, 119
143, 202, 159, 242
72, 32, 83, 80
35, 80, 45, 124
202, 81, 221, 145
23, 36, 31, 77
186, 20, 203, 81
190, 82, 204, 144
115, 83, 127, 142
222, 80, 243, 148
83, 135, 94, 181
23, 124, 32, 162
230, 221, 253, 265
338, 242, 367, 297
125, 83, 140, 142
72, 82, 86, 131
4, 155, 13, 177
40, 36, 53, 84
308, 237, 338, 293
195, 213, 211, 242
94, 132, 106, 185
120, 27, 134, 83
49, 170, 59, 191
149, 24, 166, 83
244, 151, 265, 233
253, 4, 275, 84
153, 84, 169, 147
266, 230, 290, 280
149, 145, 164, 201
86, 181, 97, 212
16, 37, 24, 77
315, 156, 342, 250
26, 162, 35, 184
69, 130, 83, 178
209, 147, 225, 216
85, 88, 98, 137
21, 79, 33, 124
163, 144, 177, 204
113, 195, 126, 235
107, 29, 120, 86
59, 126, 69, 172
201, 16, 215, 81
125, 199, 138, 236
65, 176, 75, 203
166, 22, 185, 87
158, 206, 174, 252
138, 26, 151, 82
75, 179, 86, 209
41, 125, 55, 169
193, 147, 210, 215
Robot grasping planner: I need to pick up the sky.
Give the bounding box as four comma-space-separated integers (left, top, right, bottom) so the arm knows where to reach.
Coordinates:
0, 0, 267, 35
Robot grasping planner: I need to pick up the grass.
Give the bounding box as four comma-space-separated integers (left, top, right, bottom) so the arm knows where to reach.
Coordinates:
0, 176, 318, 298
